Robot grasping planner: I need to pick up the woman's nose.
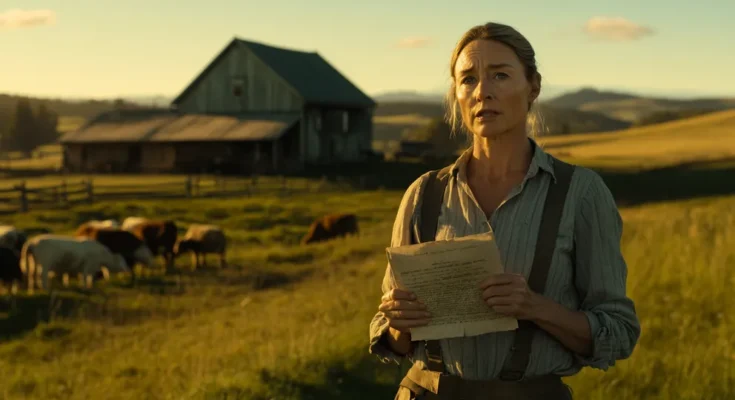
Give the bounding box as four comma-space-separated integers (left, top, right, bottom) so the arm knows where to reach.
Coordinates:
474, 77, 496, 101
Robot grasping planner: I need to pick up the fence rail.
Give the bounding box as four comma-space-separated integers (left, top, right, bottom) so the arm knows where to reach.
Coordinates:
0, 175, 353, 215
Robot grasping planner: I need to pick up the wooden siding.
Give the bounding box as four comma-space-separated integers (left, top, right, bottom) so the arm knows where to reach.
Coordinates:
176, 44, 304, 113
301, 106, 372, 163
141, 144, 176, 172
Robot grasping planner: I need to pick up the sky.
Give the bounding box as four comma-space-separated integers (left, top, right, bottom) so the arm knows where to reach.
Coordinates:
2, 0, 735, 101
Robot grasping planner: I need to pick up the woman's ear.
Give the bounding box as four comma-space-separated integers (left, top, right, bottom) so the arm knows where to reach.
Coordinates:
528, 72, 541, 103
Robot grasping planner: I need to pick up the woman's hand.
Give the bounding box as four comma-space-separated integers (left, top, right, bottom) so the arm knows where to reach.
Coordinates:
379, 288, 431, 332
479, 273, 544, 320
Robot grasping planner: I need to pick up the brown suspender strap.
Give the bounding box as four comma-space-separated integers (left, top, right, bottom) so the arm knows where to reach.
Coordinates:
414, 165, 452, 373
498, 158, 575, 381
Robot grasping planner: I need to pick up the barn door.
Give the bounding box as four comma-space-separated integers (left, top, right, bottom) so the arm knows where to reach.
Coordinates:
127, 145, 142, 172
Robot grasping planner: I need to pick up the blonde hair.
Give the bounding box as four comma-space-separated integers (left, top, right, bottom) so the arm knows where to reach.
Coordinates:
444, 22, 546, 139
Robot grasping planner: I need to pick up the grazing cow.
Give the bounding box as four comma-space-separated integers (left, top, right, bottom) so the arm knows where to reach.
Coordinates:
121, 217, 149, 231
21, 234, 129, 292
128, 220, 178, 268
0, 246, 22, 291
301, 213, 359, 244
74, 224, 154, 270
0, 225, 28, 256
174, 224, 227, 269
84, 219, 120, 229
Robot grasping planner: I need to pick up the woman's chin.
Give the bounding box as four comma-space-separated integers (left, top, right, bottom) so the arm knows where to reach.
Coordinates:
471, 123, 509, 139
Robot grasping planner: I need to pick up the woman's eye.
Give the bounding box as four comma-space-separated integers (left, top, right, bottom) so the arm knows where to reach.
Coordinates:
461, 76, 477, 85
494, 72, 510, 80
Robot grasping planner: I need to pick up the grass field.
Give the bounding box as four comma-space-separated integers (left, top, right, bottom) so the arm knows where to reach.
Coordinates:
538, 110, 735, 170
0, 111, 734, 399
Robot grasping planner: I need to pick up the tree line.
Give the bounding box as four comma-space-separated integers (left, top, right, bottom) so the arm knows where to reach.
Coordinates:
0, 98, 59, 157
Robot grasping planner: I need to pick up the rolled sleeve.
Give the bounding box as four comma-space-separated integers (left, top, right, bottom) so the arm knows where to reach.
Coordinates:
573, 173, 641, 370
367, 175, 425, 364
368, 289, 405, 365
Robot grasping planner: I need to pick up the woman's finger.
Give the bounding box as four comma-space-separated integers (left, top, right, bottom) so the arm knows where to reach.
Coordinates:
378, 300, 426, 312
381, 288, 417, 302
481, 284, 517, 300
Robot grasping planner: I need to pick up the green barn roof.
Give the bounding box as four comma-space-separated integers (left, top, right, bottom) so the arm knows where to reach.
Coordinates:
171, 38, 376, 109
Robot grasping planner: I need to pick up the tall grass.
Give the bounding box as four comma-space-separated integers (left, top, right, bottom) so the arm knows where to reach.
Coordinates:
0, 189, 732, 399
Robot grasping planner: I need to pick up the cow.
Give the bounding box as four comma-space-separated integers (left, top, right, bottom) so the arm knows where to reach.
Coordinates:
74, 224, 154, 272
84, 219, 120, 229
21, 234, 129, 292
121, 217, 149, 231
0, 246, 22, 292
127, 220, 178, 269
174, 224, 227, 269
0, 225, 28, 256
301, 214, 359, 245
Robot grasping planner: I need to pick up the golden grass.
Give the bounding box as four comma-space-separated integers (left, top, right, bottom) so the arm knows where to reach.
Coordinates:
538, 109, 735, 170
373, 114, 432, 126
0, 190, 732, 399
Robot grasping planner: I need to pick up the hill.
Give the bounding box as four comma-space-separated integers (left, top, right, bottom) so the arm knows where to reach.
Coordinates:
539, 109, 735, 170
547, 88, 735, 123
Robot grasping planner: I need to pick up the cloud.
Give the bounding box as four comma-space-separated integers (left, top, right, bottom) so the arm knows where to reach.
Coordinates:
396, 36, 431, 49
583, 17, 654, 41
0, 8, 57, 30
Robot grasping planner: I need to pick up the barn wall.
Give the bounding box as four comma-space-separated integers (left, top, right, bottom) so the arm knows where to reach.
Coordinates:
83, 144, 129, 171
175, 44, 304, 113
302, 106, 372, 163
141, 144, 176, 172
63, 144, 83, 171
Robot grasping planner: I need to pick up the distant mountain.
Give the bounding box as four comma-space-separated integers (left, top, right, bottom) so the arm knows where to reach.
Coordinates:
546, 88, 735, 123
373, 91, 444, 103
123, 95, 174, 107
545, 88, 642, 109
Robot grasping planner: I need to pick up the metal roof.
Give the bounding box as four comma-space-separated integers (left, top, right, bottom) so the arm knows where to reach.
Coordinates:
171, 38, 376, 108
59, 110, 300, 143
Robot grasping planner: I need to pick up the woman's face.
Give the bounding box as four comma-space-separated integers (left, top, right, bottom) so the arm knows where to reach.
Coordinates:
454, 39, 539, 139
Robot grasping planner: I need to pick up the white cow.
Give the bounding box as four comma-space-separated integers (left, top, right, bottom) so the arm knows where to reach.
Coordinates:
21, 234, 129, 292
85, 219, 120, 229
174, 224, 227, 269
121, 217, 149, 231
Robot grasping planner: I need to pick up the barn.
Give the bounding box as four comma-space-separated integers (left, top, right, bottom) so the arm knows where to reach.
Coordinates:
59, 37, 376, 174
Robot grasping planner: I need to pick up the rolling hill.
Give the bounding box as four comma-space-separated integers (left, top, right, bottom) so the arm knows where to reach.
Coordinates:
547, 88, 735, 123
538, 108, 735, 170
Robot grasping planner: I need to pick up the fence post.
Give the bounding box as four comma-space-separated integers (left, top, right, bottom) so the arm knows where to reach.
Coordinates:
61, 180, 68, 205
185, 175, 193, 198
18, 181, 27, 213
86, 179, 94, 204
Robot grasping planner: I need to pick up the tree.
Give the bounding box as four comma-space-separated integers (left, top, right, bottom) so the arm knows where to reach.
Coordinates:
35, 104, 59, 146
10, 98, 36, 157
404, 117, 468, 159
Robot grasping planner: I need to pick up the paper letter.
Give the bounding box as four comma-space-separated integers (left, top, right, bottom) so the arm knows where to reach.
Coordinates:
386, 232, 518, 341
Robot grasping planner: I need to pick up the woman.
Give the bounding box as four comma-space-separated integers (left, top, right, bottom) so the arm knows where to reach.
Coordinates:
369, 22, 640, 399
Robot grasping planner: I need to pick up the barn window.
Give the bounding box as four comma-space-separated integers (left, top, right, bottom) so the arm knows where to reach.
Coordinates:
232, 77, 245, 97
342, 111, 349, 133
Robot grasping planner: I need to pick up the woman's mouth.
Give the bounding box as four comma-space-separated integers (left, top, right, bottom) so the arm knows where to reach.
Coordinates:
475, 109, 501, 121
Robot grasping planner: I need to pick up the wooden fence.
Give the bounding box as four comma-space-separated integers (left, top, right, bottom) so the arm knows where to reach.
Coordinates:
0, 175, 353, 215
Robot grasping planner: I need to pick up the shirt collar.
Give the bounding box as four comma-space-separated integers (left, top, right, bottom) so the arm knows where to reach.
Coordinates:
448, 138, 557, 183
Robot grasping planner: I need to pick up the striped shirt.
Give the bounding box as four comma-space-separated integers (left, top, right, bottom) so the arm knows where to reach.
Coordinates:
369, 139, 640, 379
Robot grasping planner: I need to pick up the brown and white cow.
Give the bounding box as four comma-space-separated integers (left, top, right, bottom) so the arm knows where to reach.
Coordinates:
174, 224, 227, 269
